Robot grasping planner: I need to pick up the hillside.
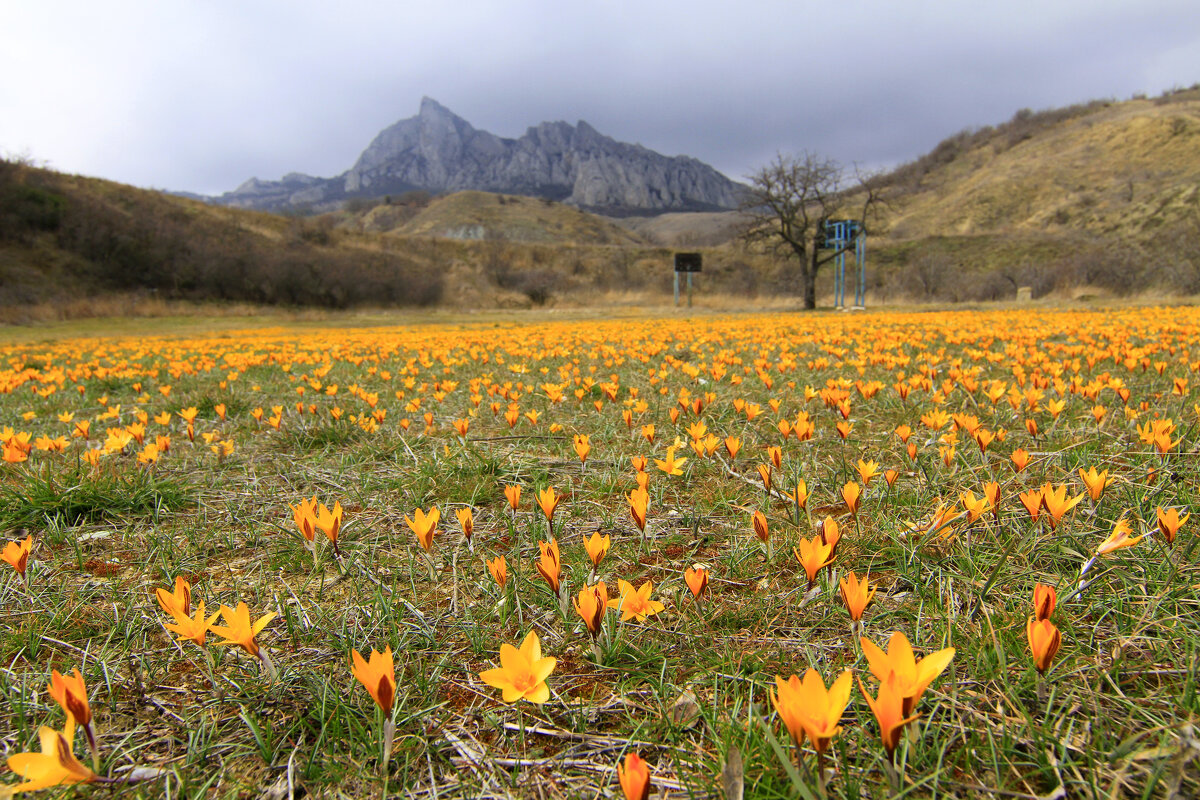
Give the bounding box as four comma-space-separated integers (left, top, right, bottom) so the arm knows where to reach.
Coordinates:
881, 91, 1200, 240
4, 88, 1200, 318
384, 191, 645, 245
858, 90, 1200, 299
0, 160, 446, 312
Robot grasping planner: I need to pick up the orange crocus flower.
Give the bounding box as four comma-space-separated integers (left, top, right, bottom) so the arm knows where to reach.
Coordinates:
839, 571, 876, 622
627, 486, 649, 532
156, 576, 191, 618
1097, 515, 1143, 555
617, 752, 651, 800
573, 434, 591, 464
503, 484, 521, 511
1026, 617, 1062, 674
479, 631, 556, 704
314, 500, 343, 545
771, 669, 852, 754
573, 583, 609, 638
351, 646, 396, 713
583, 531, 610, 569
536, 487, 561, 523
1040, 484, 1085, 527
4, 714, 95, 793
48, 669, 92, 729
858, 674, 918, 762
855, 459, 880, 485
455, 507, 474, 542
607, 579, 665, 622
487, 555, 507, 588
405, 506, 440, 551
164, 601, 220, 647
655, 446, 687, 477
684, 565, 708, 598
751, 510, 769, 543
860, 631, 955, 715
794, 536, 834, 584
841, 481, 862, 515
1, 533, 33, 578
1155, 507, 1189, 545
724, 436, 741, 459
1018, 487, 1044, 521
210, 602, 276, 659
1078, 467, 1110, 502
1033, 583, 1056, 621
535, 538, 562, 595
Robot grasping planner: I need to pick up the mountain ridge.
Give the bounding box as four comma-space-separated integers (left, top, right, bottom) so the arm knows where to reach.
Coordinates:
210, 98, 745, 215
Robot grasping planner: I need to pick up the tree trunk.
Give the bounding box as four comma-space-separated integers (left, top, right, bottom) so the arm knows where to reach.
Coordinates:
802, 268, 817, 309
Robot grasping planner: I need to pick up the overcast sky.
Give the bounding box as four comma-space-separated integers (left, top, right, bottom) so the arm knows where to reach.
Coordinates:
2, 1, 1198, 196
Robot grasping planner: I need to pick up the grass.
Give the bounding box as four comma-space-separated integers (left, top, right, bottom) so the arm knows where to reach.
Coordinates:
0, 462, 189, 529
0, 307, 1197, 798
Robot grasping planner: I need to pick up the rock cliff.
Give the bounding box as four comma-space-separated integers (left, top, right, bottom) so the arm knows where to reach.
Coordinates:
212, 98, 744, 214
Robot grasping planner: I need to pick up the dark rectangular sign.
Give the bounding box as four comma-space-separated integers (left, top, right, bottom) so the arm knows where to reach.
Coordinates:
674, 252, 702, 272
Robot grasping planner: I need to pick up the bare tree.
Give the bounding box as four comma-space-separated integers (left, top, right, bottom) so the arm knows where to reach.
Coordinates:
741, 152, 883, 309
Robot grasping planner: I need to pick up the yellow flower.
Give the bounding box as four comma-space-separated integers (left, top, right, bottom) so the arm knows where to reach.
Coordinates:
1026, 617, 1062, 674
654, 446, 687, 476
210, 602, 276, 658
487, 555, 507, 588
583, 531, 610, 569
155, 575, 191, 618
164, 601, 220, 647
536, 487, 561, 523
573, 583, 609, 638
535, 538, 562, 595
4, 714, 95, 793
861, 631, 955, 715
405, 506, 440, 551
351, 646, 396, 713
793, 535, 834, 584
839, 571, 876, 622
1097, 515, 1143, 555
617, 752, 651, 800
478, 631, 556, 704
771, 669, 852, 753
607, 579, 665, 622
2, 533, 34, 578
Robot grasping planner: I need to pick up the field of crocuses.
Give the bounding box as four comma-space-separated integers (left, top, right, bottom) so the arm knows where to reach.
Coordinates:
0, 308, 1198, 799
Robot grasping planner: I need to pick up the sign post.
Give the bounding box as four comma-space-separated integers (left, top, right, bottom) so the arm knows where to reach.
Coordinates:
674, 253, 702, 308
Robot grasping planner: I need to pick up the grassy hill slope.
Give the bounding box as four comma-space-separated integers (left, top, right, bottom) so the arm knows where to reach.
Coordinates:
4, 88, 1200, 318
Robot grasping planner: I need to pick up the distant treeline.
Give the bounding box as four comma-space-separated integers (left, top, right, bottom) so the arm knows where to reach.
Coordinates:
0, 158, 444, 308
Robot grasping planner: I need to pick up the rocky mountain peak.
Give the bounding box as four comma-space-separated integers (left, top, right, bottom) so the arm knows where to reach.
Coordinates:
213, 99, 745, 214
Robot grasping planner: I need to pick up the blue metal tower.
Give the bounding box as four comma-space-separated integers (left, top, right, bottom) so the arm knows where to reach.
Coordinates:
821, 219, 866, 309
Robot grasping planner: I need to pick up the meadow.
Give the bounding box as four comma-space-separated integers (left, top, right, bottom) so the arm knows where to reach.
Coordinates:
0, 307, 1197, 799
